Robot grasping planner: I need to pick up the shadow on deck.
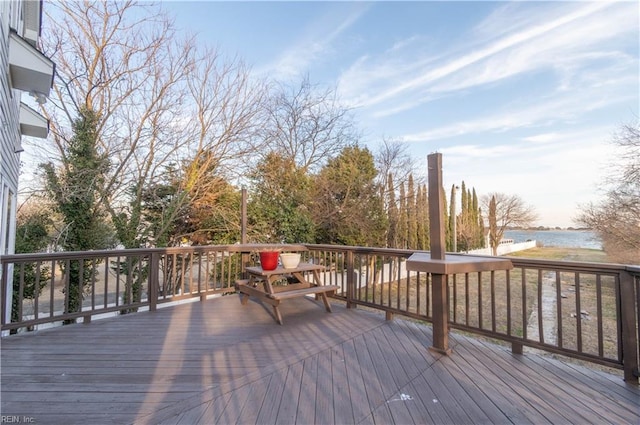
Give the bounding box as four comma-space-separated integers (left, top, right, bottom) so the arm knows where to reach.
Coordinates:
1, 295, 639, 424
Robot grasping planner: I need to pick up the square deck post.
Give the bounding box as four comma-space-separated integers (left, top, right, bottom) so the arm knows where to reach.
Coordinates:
407, 153, 513, 356
427, 153, 450, 354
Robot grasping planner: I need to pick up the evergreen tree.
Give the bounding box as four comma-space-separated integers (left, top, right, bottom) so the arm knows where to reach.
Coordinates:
41, 107, 113, 323
478, 206, 486, 249
423, 184, 430, 249
488, 195, 498, 255
11, 207, 53, 332
407, 175, 417, 249
312, 146, 386, 247
416, 184, 428, 250
249, 152, 315, 243
462, 183, 470, 250
448, 184, 457, 251
472, 189, 485, 249
442, 185, 450, 251
398, 183, 408, 249
386, 173, 398, 248
484, 192, 537, 255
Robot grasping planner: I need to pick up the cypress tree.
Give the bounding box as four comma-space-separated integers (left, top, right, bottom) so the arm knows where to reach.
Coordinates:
398, 183, 408, 249
407, 174, 417, 249
489, 195, 498, 255
459, 182, 469, 251
472, 188, 483, 249
448, 184, 456, 251
422, 184, 430, 249
416, 185, 424, 250
442, 185, 449, 251
386, 173, 398, 248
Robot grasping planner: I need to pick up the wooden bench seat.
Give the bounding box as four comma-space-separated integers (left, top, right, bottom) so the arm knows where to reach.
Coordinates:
236, 264, 335, 324
267, 285, 340, 300
235, 279, 250, 288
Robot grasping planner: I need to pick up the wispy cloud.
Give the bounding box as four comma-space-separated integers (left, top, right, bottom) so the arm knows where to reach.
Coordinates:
436, 2, 637, 93
439, 125, 618, 227
401, 88, 636, 143
338, 1, 637, 118
254, 3, 370, 81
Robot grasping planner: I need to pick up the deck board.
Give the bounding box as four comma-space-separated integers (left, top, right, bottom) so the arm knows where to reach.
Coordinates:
274, 359, 302, 424
466, 336, 620, 424
314, 349, 334, 425
331, 345, 353, 424
352, 333, 387, 417
2, 295, 639, 425
454, 336, 568, 423
341, 338, 370, 423
295, 354, 318, 425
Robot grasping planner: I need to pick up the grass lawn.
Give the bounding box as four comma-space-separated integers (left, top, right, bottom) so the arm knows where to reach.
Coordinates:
507, 246, 609, 263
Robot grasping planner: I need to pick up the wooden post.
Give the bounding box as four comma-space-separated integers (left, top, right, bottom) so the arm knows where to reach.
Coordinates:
346, 250, 355, 309
241, 187, 247, 244
1, 261, 8, 327
619, 271, 639, 383
148, 251, 159, 312
428, 153, 451, 355
240, 188, 249, 277
511, 342, 523, 355
428, 154, 446, 260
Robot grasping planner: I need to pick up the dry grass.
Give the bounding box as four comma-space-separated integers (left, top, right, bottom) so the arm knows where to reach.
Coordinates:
360, 247, 621, 367
507, 247, 620, 372
507, 246, 610, 263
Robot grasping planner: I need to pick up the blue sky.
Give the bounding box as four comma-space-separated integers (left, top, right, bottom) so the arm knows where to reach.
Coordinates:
166, 1, 639, 228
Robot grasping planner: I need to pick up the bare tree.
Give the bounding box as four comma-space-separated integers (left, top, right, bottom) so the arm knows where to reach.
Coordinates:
38, 1, 195, 247
176, 48, 268, 245
185, 48, 268, 184
375, 138, 421, 249
375, 137, 419, 198
483, 193, 537, 256
577, 122, 640, 263
32, 2, 270, 311
38, 1, 265, 249
262, 76, 358, 173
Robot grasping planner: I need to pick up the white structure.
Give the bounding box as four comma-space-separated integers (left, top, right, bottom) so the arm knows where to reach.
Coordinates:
467, 239, 537, 256
1, 0, 54, 326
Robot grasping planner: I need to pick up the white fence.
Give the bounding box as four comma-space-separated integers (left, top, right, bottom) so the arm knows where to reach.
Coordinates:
467, 240, 537, 256
319, 240, 538, 289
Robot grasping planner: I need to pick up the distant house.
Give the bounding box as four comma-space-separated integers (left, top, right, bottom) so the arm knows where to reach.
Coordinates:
1, 0, 54, 323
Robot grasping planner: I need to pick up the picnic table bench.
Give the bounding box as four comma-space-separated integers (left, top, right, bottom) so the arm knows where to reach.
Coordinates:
235, 263, 339, 324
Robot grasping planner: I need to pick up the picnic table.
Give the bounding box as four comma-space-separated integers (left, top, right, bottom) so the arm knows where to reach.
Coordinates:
236, 263, 339, 324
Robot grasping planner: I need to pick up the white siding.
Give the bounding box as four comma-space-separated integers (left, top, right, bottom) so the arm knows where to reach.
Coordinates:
1, 0, 23, 258
1, 0, 50, 330
1, 3, 22, 247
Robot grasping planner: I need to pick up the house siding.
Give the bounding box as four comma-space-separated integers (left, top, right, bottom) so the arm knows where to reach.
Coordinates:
1, 0, 52, 329
1, 1, 23, 257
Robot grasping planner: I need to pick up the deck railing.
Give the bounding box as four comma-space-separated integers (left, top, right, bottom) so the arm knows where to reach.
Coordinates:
1, 243, 638, 383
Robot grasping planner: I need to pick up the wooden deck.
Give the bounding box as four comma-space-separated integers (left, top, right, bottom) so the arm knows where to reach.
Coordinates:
1, 295, 639, 425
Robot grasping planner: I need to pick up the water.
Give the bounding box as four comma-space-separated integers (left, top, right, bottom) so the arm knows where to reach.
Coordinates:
504, 230, 602, 250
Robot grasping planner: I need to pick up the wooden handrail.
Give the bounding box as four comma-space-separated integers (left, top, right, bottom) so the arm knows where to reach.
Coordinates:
1, 243, 638, 383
